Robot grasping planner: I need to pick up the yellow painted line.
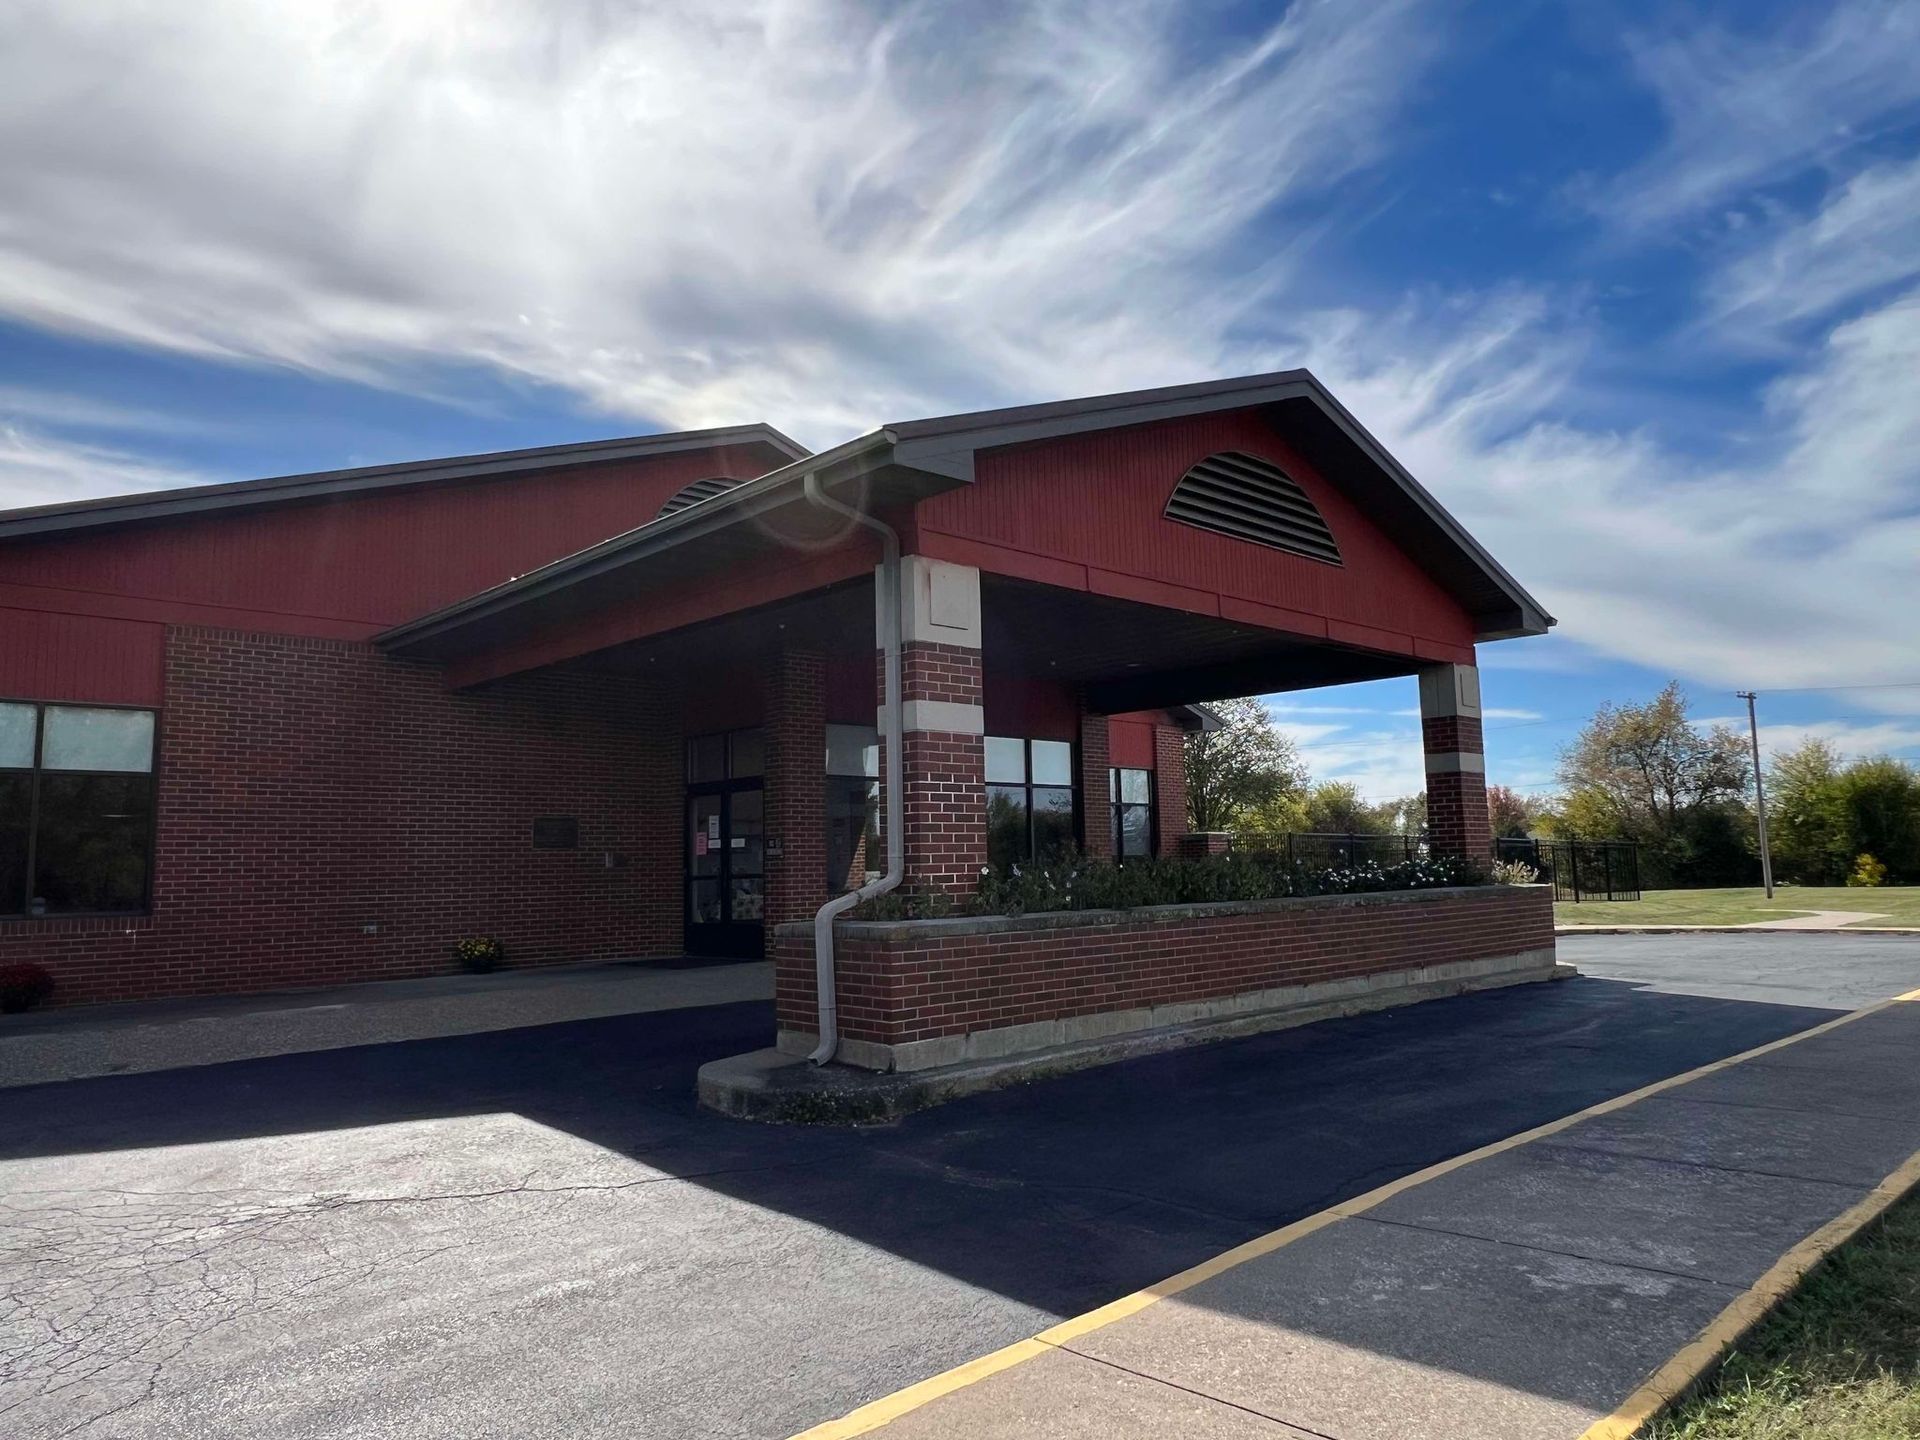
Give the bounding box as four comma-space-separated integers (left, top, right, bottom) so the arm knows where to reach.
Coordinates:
789, 984, 1920, 1440
1579, 1143, 1920, 1440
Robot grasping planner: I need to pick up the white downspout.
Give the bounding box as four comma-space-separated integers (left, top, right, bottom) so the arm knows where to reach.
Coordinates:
801, 472, 904, 1065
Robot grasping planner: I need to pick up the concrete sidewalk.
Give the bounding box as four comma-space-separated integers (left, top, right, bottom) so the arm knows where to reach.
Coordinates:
0, 958, 771, 1088
807, 990, 1920, 1440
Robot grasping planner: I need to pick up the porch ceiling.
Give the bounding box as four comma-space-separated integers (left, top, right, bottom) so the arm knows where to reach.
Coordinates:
981, 577, 1424, 713
550, 572, 1426, 713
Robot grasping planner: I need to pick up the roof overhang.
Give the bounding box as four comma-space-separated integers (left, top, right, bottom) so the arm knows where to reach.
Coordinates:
379, 369, 1554, 664
0, 423, 809, 541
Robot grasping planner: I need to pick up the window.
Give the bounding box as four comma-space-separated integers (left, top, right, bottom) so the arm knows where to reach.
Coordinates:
1111, 768, 1155, 859
985, 736, 1075, 869
1, 702, 156, 917
825, 724, 880, 893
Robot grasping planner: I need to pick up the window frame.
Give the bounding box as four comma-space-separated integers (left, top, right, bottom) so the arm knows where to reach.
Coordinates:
1109, 766, 1156, 860
985, 736, 1078, 869
0, 698, 161, 920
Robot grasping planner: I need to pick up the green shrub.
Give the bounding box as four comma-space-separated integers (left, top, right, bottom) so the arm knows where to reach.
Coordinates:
1848, 853, 1889, 888
848, 851, 1491, 921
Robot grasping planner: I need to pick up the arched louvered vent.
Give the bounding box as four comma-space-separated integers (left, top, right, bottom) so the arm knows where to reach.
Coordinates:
1163, 451, 1341, 565
656, 475, 744, 519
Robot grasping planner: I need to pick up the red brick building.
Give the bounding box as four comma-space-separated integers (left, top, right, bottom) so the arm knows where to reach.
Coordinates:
0, 372, 1552, 1046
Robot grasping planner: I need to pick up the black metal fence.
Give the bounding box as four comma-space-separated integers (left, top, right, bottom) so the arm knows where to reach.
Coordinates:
1241, 831, 1424, 871
1495, 838, 1641, 902
1230, 831, 1643, 902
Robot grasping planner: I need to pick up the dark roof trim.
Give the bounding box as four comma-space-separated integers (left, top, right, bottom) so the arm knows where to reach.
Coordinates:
0, 422, 809, 541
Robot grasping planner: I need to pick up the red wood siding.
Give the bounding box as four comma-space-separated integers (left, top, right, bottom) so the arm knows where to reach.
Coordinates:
0, 607, 164, 705
913, 412, 1477, 657
982, 671, 1077, 739
1108, 718, 1155, 769
0, 444, 774, 647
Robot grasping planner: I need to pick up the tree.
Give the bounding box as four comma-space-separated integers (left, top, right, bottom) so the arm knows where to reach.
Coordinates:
1837, 757, 1920, 881
1183, 696, 1307, 832
1300, 781, 1402, 835
1768, 739, 1851, 884
1765, 742, 1920, 884
1486, 784, 1538, 839
1555, 682, 1752, 886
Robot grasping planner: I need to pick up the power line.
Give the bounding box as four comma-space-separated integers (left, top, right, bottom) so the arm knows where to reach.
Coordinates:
1740, 680, 1920, 694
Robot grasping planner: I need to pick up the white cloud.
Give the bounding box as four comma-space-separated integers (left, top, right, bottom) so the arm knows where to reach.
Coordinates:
1588, 0, 1920, 233
1287, 281, 1920, 700
1699, 715, 1920, 763
0, 0, 1434, 453
1707, 155, 1920, 344
0, 424, 207, 509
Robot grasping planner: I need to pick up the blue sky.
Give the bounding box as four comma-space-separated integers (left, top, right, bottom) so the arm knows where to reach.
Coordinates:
2, 0, 1917, 801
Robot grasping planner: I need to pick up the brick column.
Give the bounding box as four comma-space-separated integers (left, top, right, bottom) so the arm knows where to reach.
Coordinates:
882, 557, 987, 898
1421, 661, 1492, 859
764, 645, 826, 926
1078, 703, 1112, 860
1153, 724, 1187, 858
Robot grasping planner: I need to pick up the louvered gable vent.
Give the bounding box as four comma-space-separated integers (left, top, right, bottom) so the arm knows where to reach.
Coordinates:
1163, 451, 1342, 565
656, 475, 745, 518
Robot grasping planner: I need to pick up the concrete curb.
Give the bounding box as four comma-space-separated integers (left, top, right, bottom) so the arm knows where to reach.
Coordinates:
699, 960, 1573, 1124
1559, 925, 1920, 936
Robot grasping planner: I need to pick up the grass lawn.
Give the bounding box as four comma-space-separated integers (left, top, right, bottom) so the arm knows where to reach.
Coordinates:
1643, 1187, 1920, 1439
1558, 886, 1920, 928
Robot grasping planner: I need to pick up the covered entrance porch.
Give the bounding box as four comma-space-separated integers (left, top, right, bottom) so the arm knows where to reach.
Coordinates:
377, 370, 1552, 1070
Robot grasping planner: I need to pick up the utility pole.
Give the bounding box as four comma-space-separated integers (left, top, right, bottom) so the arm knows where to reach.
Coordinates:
1737, 691, 1774, 899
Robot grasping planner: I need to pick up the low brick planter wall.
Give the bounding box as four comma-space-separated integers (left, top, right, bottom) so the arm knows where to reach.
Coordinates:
773, 884, 1556, 1072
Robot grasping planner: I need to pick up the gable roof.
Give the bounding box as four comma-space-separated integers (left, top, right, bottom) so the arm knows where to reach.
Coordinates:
380, 370, 1553, 658
0, 423, 808, 541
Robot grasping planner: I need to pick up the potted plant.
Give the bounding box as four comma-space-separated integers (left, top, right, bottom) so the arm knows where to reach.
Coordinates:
450, 936, 506, 974
0, 962, 55, 1014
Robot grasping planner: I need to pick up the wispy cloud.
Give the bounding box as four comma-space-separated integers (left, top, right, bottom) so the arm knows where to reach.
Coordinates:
1289, 280, 1920, 699
0, 0, 1436, 446
1699, 715, 1920, 761
1584, 0, 1920, 234
0, 424, 207, 509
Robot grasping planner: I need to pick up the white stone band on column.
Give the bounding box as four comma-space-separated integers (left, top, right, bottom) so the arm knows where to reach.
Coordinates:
1417, 663, 1482, 720
878, 700, 986, 736
886, 556, 982, 648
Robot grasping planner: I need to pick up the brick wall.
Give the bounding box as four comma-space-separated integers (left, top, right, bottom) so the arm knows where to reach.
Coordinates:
0, 627, 681, 1005
892, 641, 986, 897
764, 646, 825, 925
1421, 714, 1484, 754
773, 884, 1553, 1050
1077, 707, 1112, 861
1422, 712, 1492, 860
1153, 724, 1187, 856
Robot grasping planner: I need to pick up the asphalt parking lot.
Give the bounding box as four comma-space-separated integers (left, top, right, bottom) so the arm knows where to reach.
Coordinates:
6, 933, 1919, 1439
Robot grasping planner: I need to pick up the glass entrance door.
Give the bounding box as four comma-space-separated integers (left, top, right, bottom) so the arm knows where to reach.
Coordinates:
684, 729, 765, 959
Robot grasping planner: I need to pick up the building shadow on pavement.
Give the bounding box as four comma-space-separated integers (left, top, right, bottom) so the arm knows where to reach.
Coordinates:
1, 976, 1847, 1349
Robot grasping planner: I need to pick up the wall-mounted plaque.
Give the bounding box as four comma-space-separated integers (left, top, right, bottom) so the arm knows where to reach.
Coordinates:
532, 816, 580, 850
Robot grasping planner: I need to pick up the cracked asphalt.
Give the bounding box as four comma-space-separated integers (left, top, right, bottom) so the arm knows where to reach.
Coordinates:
6, 934, 1918, 1439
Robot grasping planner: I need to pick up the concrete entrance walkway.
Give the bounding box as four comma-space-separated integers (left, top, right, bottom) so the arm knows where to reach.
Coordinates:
1737, 908, 1889, 929
0, 958, 771, 1088
801, 987, 1920, 1440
